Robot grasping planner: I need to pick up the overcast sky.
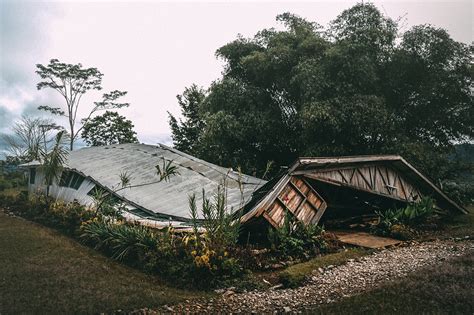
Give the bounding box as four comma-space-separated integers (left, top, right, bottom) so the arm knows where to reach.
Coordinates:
0, 0, 472, 147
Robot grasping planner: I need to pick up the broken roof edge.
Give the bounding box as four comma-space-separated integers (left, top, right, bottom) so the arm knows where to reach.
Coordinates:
398, 157, 468, 214
297, 155, 403, 166
19, 160, 42, 167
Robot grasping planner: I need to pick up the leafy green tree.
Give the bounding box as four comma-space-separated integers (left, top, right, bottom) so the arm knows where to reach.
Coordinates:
169, 4, 473, 180
81, 111, 138, 146
168, 84, 206, 155
36, 59, 129, 150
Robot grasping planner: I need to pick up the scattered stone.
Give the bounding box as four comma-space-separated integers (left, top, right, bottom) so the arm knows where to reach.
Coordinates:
270, 263, 285, 269
269, 284, 284, 290
223, 290, 235, 297
144, 239, 473, 314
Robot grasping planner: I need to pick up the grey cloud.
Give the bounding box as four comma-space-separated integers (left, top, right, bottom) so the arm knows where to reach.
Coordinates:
0, 106, 14, 131
0, 1, 61, 136
0, 1, 60, 86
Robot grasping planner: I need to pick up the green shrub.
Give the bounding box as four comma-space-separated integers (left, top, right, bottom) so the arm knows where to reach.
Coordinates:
389, 224, 417, 240
80, 220, 158, 261
372, 197, 436, 239
2, 193, 94, 235
268, 212, 327, 259
186, 186, 245, 288
188, 187, 240, 251
45, 201, 95, 234
0, 177, 13, 191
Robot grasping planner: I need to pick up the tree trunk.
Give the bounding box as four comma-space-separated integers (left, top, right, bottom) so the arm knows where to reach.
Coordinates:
69, 121, 74, 151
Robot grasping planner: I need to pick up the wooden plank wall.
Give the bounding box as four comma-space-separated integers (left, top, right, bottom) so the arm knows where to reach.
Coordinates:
306, 164, 422, 203
264, 177, 327, 227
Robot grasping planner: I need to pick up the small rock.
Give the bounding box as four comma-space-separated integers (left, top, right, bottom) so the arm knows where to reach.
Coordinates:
283, 306, 291, 313
223, 290, 235, 297
270, 263, 284, 269
270, 284, 284, 290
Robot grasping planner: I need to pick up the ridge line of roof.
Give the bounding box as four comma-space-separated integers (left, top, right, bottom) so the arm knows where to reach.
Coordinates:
158, 143, 265, 185
297, 155, 402, 161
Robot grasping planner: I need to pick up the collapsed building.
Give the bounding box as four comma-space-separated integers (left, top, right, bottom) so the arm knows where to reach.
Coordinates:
22, 143, 265, 230
22, 143, 467, 232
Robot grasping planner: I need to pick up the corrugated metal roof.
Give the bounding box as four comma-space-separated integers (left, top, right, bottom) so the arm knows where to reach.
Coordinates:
60, 143, 267, 220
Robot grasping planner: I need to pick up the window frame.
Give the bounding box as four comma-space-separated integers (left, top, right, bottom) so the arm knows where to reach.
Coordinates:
29, 168, 36, 185
58, 170, 85, 190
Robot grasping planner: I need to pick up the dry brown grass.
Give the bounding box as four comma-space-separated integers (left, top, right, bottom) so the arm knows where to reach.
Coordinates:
0, 211, 206, 314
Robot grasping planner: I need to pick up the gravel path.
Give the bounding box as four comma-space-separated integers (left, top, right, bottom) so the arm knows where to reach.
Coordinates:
146, 239, 473, 314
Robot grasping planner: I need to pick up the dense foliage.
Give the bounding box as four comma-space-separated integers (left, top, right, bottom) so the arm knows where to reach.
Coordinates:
81, 111, 138, 146
372, 197, 437, 239
0, 160, 27, 191
169, 4, 473, 179
267, 212, 328, 259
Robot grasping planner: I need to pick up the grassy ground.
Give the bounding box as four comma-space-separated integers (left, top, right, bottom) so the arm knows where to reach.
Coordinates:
440, 206, 474, 237
311, 250, 474, 314
0, 211, 207, 314
307, 207, 474, 314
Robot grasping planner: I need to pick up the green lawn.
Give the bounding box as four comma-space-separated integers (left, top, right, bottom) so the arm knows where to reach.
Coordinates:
0, 211, 206, 314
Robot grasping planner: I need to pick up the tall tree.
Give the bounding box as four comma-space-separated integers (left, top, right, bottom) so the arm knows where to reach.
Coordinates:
168, 84, 206, 155
81, 111, 138, 146
36, 59, 129, 150
1, 115, 61, 163
168, 4, 473, 180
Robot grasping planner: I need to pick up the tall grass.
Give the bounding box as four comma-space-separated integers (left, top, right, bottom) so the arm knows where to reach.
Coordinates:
80, 220, 158, 261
